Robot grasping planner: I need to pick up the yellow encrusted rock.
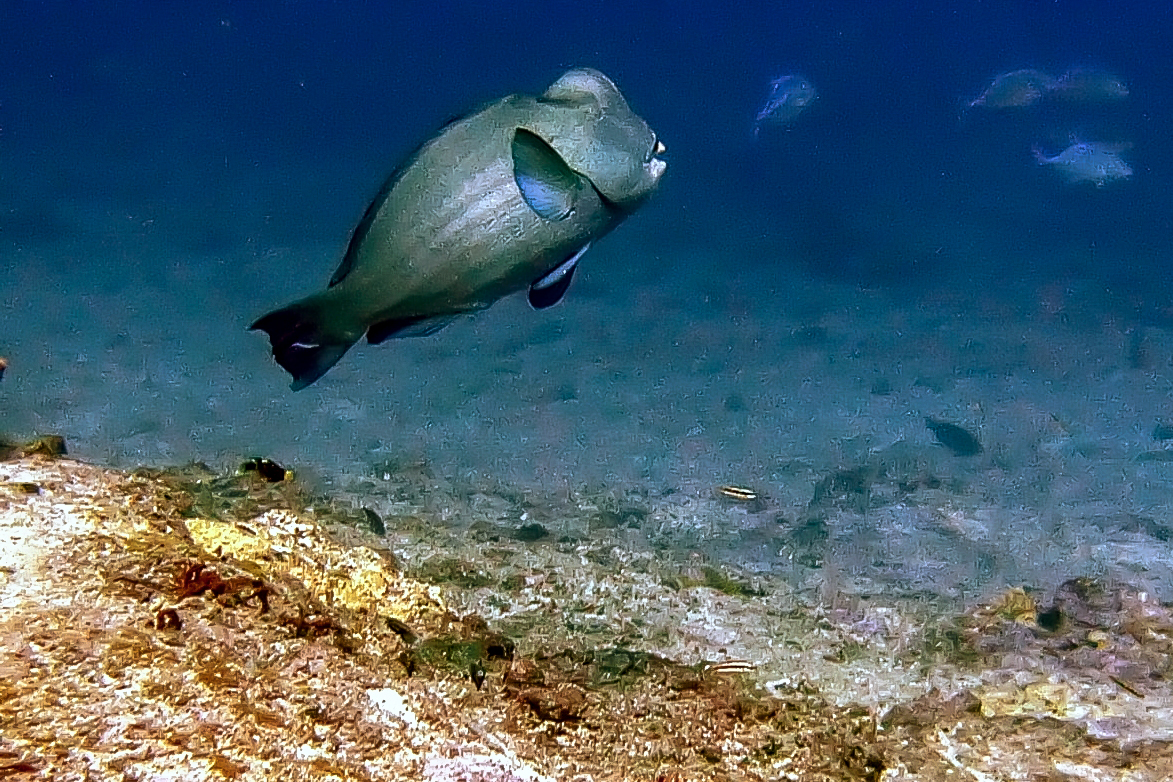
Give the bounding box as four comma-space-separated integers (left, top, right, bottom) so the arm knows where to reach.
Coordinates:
186, 510, 446, 624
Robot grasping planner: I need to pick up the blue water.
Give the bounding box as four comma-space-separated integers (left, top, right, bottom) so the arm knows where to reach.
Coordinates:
6, 2, 1171, 287
4, 2, 1173, 597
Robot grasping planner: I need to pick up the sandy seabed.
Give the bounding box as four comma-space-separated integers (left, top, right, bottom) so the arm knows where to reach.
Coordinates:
6, 214, 1173, 597
3, 186, 1173, 778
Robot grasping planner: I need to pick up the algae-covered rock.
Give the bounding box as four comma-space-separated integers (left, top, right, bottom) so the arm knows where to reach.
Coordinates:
3, 457, 1173, 781
185, 512, 445, 624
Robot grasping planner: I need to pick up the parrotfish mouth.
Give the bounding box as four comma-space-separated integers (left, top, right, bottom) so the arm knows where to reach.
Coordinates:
648, 143, 667, 178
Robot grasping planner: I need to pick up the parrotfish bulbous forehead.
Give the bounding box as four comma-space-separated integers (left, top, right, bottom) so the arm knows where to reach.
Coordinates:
525, 68, 666, 208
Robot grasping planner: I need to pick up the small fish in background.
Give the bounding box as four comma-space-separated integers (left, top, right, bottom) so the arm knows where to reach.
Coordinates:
0, 356, 6, 381
753, 74, 817, 139
925, 417, 983, 457
1050, 66, 1129, 103
965, 68, 1056, 112
1032, 141, 1132, 187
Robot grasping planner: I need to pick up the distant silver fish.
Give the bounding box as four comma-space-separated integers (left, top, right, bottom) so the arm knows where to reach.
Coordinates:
753, 74, 816, 138
1032, 141, 1132, 187
966, 68, 1056, 110
1050, 66, 1129, 102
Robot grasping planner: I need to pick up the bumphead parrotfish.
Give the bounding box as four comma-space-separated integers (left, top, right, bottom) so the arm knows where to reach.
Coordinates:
252, 68, 666, 390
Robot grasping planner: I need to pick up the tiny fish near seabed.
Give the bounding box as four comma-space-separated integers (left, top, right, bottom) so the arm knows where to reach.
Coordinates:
965, 68, 1056, 111
1033, 141, 1132, 187
753, 74, 817, 139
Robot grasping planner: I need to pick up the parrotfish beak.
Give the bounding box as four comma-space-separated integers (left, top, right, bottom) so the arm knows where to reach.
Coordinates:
647, 139, 667, 180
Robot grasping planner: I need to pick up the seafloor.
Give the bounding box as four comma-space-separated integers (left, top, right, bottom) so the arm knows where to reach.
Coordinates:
6, 211, 1173, 603
1, 445, 1172, 780
4, 119, 1173, 779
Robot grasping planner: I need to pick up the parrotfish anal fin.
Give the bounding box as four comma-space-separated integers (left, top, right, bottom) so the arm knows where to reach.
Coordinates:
529, 243, 589, 309
512, 128, 584, 221
367, 314, 459, 345
251, 303, 356, 391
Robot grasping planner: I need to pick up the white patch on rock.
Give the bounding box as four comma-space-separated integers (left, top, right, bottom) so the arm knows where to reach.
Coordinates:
367, 687, 419, 728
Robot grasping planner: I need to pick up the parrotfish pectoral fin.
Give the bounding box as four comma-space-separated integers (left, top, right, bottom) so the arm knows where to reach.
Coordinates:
512, 128, 583, 221
529, 243, 588, 309
250, 304, 356, 391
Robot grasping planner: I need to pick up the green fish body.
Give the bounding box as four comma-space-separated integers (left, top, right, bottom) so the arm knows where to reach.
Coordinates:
253, 68, 666, 390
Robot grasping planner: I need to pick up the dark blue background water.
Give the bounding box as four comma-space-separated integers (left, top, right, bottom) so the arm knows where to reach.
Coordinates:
5, 0, 1170, 294
3, 1, 1173, 484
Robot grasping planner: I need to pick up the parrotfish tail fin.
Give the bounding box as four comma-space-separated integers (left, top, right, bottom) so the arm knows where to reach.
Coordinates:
1030, 145, 1046, 165
250, 303, 356, 391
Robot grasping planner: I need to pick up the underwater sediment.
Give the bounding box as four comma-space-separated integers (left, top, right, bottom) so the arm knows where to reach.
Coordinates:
0, 448, 1171, 780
